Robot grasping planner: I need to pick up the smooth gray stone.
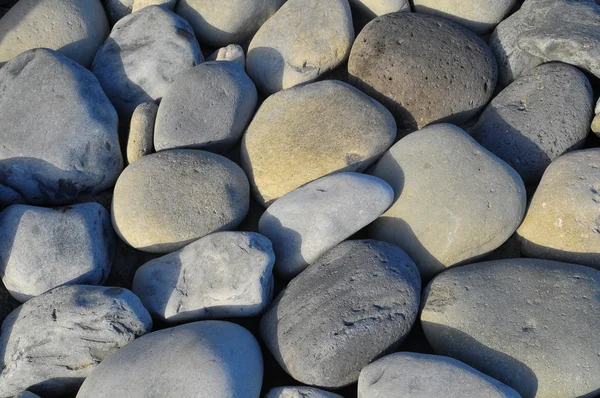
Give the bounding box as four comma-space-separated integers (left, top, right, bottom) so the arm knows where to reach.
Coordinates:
92, 6, 203, 118
421, 258, 600, 398
0, 285, 152, 398
260, 240, 421, 388
154, 61, 257, 153
258, 172, 393, 280
0, 48, 122, 207
358, 352, 521, 398
266, 387, 343, 398
0, 203, 115, 303
132, 232, 274, 322
76, 321, 263, 398
468, 62, 593, 184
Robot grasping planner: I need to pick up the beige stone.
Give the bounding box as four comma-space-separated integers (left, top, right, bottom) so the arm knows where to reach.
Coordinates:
127, 102, 157, 164
207, 44, 245, 69
132, 0, 176, 12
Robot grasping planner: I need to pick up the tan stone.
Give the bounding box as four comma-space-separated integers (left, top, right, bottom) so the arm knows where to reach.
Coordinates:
132, 0, 176, 12
127, 102, 157, 164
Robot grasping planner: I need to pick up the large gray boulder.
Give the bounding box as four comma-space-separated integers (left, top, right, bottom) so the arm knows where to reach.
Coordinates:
0, 285, 152, 398
0, 49, 122, 208
260, 240, 421, 388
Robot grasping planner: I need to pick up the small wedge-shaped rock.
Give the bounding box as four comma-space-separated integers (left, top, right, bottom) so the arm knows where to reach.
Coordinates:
127, 102, 157, 164
207, 44, 245, 69
0, 49, 122, 208
0, 203, 115, 302
421, 258, 600, 398
92, 6, 203, 118
261, 240, 421, 388
76, 321, 262, 398
358, 353, 521, 398
104, 0, 176, 24
247, 0, 354, 95
348, 0, 410, 28
132, 232, 275, 322
266, 387, 343, 398
259, 172, 394, 280
0, 285, 152, 398
592, 98, 600, 135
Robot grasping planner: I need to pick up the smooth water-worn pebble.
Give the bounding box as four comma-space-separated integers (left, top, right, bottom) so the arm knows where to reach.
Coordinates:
0, 203, 115, 303
0, 285, 152, 397
0, 0, 109, 67
348, 0, 409, 27
132, 232, 274, 322
127, 102, 157, 164
241, 80, 396, 206
207, 44, 246, 68
266, 387, 343, 398
369, 124, 526, 280
517, 149, 600, 268
413, 0, 516, 35
358, 352, 521, 398
247, 0, 354, 95
176, 0, 286, 47
0, 49, 122, 207
76, 321, 263, 398
259, 172, 393, 280
154, 62, 257, 153
92, 6, 203, 118
348, 12, 497, 135
421, 258, 600, 398
261, 240, 421, 388
112, 150, 249, 253
468, 62, 593, 184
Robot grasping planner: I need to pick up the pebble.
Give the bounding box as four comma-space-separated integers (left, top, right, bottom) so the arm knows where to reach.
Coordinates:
131, 0, 175, 12
246, 0, 354, 95
92, 6, 203, 118
0, 285, 152, 397
265, 387, 343, 398
0, 48, 122, 208
348, 0, 410, 27
0, 203, 115, 303
76, 321, 263, 398
593, 98, 600, 135
103, 0, 176, 24
132, 232, 275, 322
241, 80, 396, 206
259, 172, 394, 280
112, 150, 249, 253
0, 0, 109, 67
517, 149, 600, 269
369, 124, 526, 280
468, 62, 593, 184
421, 258, 600, 398
260, 240, 421, 388
154, 61, 257, 153
348, 12, 497, 135
207, 44, 246, 69
127, 102, 157, 164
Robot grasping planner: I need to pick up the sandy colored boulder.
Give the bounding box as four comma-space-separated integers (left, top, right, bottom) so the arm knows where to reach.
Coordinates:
127, 102, 157, 164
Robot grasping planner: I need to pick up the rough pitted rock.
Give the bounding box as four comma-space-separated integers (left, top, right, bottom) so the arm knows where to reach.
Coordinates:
0, 203, 115, 303
348, 0, 410, 27
0, 0, 109, 67
468, 62, 593, 184
246, 0, 354, 95
132, 232, 274, 322
0, 49, 122, 208
260, 240, 421, 388
127, 102, 157, 164
358, 352, 521, 398
266, 387, 343, 398
92, 6, 203, 118
259, 172, 394, 280
369, 124, 526, 280
517, 149, 600, 268
421, 258, 600, 398
154, 61, 257, 153
348, 12, 497, 135
241, 80, 396, 206
112, 150, 249, 253
490, 0, 600, 88
76, 321, 263, 398
0, 285, 152, 398
207, 44, 246, 69
103, 0, 176, 25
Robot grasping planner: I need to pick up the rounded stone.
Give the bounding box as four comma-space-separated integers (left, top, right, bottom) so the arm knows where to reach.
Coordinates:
241, 80, 396, 206
0, 48, 122, 208
76, 321, 263, 398
259, 172, 394, 280
260, 240, 421, 388
348, 0, 410, 27
358, 352, 521, 398
369, 124, 526, 280
112, 149, 250, 253
103, 0, 177, 24
0, 0, 109, 67
207, 44, 246, 69
154, 61, 257, 153
247, 0, 354, 95
516, 149, 600, 268
266, 387, 343, 398
0, 203, 115, 302
348, 12, 498, 135
132, 0, 175, 12
127, 102, 157, 164
421, 258, 600, 398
